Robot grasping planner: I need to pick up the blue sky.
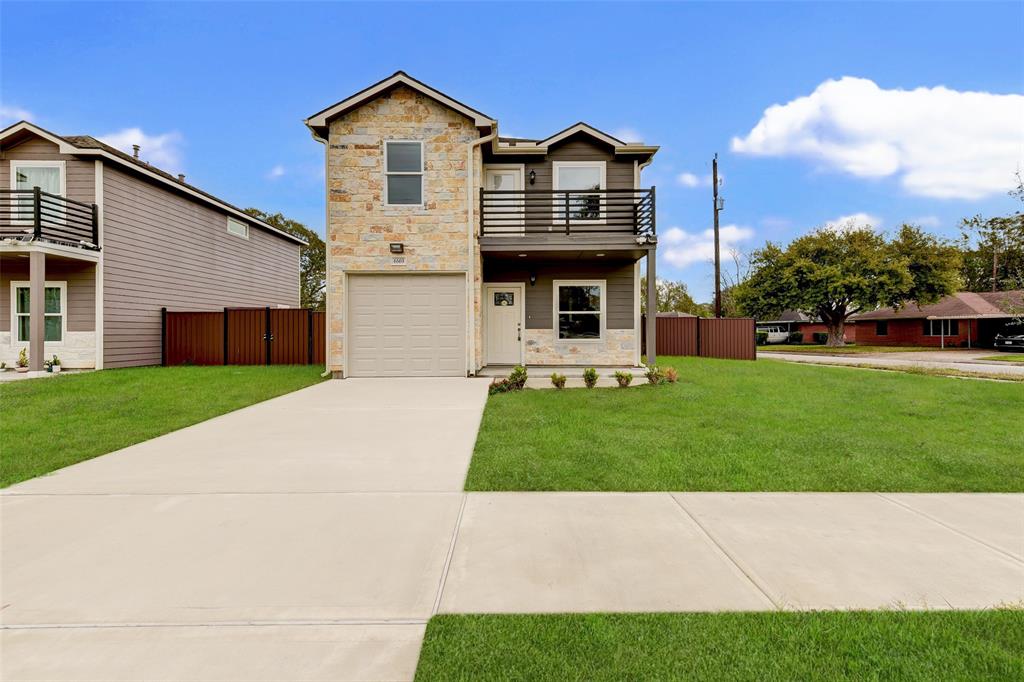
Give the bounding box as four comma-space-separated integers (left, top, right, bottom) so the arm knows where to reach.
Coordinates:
3, 1, 1022, 300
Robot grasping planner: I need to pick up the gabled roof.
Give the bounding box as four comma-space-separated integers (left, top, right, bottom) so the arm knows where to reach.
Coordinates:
853, 290, 1024, 320
0, 121, 306, 246
305, 71, 496, 140
493, 121, 659, 157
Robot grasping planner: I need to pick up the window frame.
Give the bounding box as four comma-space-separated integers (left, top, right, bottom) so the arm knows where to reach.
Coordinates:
923, 319, 959, 337
552, 161, 607, 226
875, 321, 888, 336
10, 280, 67, 346
10, 160, 67, 226
226, 216, 250, 240
383, 140, 425, 207
552, 279, 606, 343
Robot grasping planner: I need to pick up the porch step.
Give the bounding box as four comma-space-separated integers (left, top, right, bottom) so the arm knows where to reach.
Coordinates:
479, 365, 647, 379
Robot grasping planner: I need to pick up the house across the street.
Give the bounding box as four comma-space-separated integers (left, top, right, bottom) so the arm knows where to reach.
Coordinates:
853, 291, 1024, 348
756, 310, 857, 344
1, 121, 305, 371
306, 71, 659, 377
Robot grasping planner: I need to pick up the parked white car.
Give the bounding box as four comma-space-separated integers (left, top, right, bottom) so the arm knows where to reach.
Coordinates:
757, 325, 790, 344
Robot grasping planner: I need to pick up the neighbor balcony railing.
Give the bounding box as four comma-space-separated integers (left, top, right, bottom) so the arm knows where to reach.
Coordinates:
480, 187, 655, 237
0, 188, 100, 250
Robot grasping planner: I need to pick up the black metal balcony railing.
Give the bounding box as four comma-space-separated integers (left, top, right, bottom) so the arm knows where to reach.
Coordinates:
480, 187, 655, 237
0, 188, 100, 250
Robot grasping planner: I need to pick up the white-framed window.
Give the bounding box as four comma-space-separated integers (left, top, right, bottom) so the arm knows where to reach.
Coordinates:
10, 161, 66, 224
553, 161, 606, 222
384, 140, 424, 206
11, 281, 67, 344
923, 319, 959, 336
553, 279, 605, 341
226, 217, 249, 239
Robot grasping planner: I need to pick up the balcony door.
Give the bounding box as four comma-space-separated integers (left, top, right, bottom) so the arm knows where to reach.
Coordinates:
483, 166, 524, 235
11, 161, 65, 225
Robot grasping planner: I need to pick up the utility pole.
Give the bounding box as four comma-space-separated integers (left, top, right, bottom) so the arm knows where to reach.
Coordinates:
712, 154, 723, 318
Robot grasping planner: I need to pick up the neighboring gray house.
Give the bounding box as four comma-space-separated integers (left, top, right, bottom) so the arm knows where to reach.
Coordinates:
0, 121, 304, 371
305, 71, 659, 377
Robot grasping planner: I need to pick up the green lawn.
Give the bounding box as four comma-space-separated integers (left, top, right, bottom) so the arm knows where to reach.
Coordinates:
980, 354, 1024, 362
414, 611, 1024, 681
0, 366, 324, 487
465, 356, 1024, 491
759, 344, 943, 354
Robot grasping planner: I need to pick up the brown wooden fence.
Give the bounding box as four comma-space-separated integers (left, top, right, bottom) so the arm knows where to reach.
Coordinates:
162, 307, 325, 366
642, 315, 756, 361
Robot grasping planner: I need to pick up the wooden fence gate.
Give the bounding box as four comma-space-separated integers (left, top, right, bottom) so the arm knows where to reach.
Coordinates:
162, 307, 326, 366
641, 316, 756, 361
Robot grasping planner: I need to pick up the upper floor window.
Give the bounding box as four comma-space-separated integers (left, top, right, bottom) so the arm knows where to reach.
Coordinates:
11, 161, 66, 223
553, 161, 605, 221
226, 217, 249, 239
384, 141, 423, 206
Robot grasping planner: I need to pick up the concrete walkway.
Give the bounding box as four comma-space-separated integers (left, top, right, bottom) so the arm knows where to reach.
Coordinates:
761, 350, 1024, 377
3, 379, 1023, 680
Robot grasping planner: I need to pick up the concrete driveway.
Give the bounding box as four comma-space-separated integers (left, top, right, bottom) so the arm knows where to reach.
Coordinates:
2, 378, 490, 682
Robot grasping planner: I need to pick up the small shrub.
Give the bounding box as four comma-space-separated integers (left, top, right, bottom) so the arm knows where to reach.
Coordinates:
645, 365, 665, 385
614, 371, 633, 388
51, 354, 61, 366
664, 367, 679, 383
583, 367, 599, 388
550, 372, 567, 389
812, 332, 829, 345
507, 364, 528, 390
488, 378, 512, 395
755, 331, 769, 345
788, 332, 804, 344
16, 348, 28, 368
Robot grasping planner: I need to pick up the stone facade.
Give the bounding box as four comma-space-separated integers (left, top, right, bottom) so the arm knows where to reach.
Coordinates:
523, 329, 637, 366
325, 85, 483, 374
0, 331, 96, 369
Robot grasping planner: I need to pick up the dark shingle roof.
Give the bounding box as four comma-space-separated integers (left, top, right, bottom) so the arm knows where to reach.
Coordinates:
854, 291, 1023, 320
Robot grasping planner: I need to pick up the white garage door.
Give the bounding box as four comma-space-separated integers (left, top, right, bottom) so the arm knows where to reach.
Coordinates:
347, 274, 466, 377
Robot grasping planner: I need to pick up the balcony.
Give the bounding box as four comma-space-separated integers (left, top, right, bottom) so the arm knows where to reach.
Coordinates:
0, 188, 100, 251
480, 188, 655, 242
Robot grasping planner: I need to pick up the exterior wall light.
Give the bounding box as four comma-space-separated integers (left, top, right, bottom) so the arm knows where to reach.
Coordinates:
528, 169, 536, 185
389, 243, 404, 254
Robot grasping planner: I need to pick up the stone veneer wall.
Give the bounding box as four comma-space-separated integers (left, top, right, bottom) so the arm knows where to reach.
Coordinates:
0, 331, 96, 369
523, 329, 638, 366
325, 85, 483, 375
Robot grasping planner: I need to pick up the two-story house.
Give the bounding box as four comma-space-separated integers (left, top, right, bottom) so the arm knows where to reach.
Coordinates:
1, 121, 304, 372
305, 72, 658, 378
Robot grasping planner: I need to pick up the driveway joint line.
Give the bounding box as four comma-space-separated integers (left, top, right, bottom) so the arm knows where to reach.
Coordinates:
432, 493, 468, 615
1, 619, 430, 630
668, 493, 782, 610
874, 493, 1024, 565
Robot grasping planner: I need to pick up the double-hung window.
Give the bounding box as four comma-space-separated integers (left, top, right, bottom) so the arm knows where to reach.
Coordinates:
875, 321, 888, 336
11, 281, 65, 343
553, 161, 606, 222
554, 280, 605, 340
923, 319, 959, 336
384, 141, 423, 205
11, 161, 65, 224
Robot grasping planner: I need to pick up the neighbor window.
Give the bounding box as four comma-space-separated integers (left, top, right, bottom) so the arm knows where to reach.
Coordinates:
226, 217, 249, 239
384, 141, 423, 205
12, 282, 65, 343
923, 319, 959, 336
875, 321, 888, 336
554, 280, 604, 340
553, 162, 605, 221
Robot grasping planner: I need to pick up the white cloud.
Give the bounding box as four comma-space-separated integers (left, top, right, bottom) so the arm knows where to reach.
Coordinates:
822, 212, 881, 233
99, 127, 184, 172
611, 127, 644, 143
0, 105, 34, 125
662, 224, 754, 268
731, 77, 1024, 199
267, 164, 286, 180
911, 215, 941, 228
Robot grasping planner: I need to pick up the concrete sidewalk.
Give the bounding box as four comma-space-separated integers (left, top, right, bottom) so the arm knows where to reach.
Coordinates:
3, 378, 1022, 681
761, 351, 1024, 377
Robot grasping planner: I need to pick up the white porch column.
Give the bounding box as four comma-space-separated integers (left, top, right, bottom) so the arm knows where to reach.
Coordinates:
645, 248, 657, 366
29, 251, 45, 371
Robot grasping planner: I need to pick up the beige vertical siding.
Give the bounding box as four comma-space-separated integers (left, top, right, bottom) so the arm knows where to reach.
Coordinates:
0, 255, 96, 331
483, 259, 635, 329
101, 165, 301, 367
0, 138, 95, 204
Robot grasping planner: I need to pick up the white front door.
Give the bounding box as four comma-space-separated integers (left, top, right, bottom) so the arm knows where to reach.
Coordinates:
484, 283, 524, 365
483, 167, 523, 234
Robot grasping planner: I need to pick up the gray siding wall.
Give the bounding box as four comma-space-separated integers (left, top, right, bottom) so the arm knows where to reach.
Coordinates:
0, 256, 96, 331
483, 259, 635, 329
0, 137, 96, 204
101, 165, 301, 367
524, 136, 634, 191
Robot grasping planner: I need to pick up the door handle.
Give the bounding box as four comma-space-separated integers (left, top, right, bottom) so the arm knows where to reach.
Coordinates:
517, 324, 521, 342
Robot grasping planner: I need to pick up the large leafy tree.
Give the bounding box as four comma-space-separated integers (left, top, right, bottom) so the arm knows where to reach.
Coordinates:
736, 225, 960, 346
244, 209, 327, 310
958, 174, 1024, 292
640, 277, 711, 316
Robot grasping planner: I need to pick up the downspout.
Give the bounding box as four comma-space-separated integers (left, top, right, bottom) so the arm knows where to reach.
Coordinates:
466, 124, 498, 376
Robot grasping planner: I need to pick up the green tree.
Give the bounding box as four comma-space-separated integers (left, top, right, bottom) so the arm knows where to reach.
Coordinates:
958, 173, 1024, 292
244, 208, 326, 310
640, 277, 711, 316
736, 225, 960, 346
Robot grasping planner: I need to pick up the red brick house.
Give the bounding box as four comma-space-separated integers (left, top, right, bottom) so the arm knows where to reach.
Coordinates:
756, 310, 858, 344
853, 291, 1023, 348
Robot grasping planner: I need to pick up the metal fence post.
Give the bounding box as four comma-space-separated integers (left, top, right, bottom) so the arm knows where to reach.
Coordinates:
160, 307, 167, 366
265, 306, 272, 365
